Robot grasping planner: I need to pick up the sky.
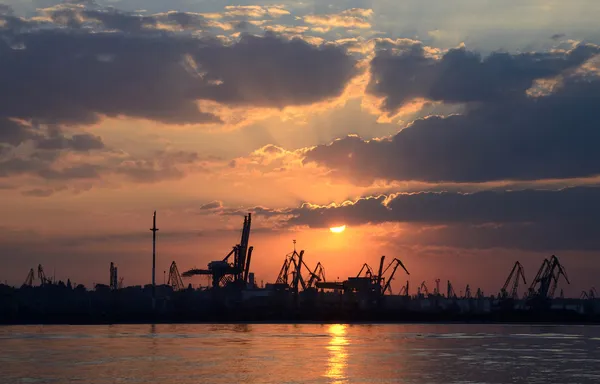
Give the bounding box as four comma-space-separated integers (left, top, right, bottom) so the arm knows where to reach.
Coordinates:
1, 0, 600, 297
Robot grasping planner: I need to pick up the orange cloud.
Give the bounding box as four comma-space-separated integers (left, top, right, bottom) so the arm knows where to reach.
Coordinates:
304, 8, 373, 32
223, 5, 290, 18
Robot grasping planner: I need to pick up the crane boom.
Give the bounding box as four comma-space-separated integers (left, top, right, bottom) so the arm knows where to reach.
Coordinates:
381, 258, 410, 295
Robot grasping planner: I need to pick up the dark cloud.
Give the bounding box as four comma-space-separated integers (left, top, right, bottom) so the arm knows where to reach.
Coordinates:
36, 128, 105, 152
368, 43, 599, 111
199, 200, 223, 210
284, 186, 600, 251
306, 75, 600, 183
0, 118, 37, 146
551, 33, 566, 41
0, 157, 49, 178
1, 119, 104, 151
286, 187, 600, 227
0, 9, 357, 127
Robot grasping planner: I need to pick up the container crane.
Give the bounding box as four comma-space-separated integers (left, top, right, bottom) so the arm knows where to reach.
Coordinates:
499, 261, 527, 300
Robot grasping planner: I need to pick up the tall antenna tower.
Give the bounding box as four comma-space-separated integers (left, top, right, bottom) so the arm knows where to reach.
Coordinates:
150, 211, 159, 310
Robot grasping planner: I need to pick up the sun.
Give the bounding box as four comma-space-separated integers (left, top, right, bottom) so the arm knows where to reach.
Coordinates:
329, 225, 346, 233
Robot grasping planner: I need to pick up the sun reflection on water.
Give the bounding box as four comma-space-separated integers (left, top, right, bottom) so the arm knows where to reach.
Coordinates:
325, 324, 348, 383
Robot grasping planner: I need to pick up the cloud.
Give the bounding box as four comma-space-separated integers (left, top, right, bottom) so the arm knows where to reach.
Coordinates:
199, 200, 223, 210
368, 43, 600, 112
114, 150, 205, 183
305, 71, 600, 184
0, 10, 358, 127
223, 5, 290, 19
304, 8, 373, 32
286, 187, 600, 227
0, 4, 14, 16
0, 118, 38, 146
21, 187, 59, 197
282, 186, 600, 251
0, 126, 207, 185
37, 163, 101, 180
36, 130, 104, 152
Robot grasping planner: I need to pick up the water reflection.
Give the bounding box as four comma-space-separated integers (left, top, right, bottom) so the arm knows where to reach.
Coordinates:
3, 324, 600, 384
325, 324, 348, 383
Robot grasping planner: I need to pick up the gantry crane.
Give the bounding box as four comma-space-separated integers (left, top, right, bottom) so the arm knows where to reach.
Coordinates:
499, 261, 527, 300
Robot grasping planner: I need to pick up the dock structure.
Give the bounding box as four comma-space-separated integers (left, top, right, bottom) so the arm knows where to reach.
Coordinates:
3, 213, 598, 324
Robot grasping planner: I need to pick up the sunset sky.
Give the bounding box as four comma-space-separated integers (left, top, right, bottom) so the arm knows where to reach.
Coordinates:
1, 0, 600, 296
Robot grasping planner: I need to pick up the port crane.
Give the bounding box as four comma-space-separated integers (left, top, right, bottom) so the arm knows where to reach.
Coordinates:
464, 284, 471, 299
22, 268, 35, 287
307, 262, 326, 289
275, 246, 326, 292
356, 263, 376, 279
447, 280, 457, 299
580, 287, 597, 300
37, 264, 51, 286
499, 261, 527, 300
167, 261, 185, 291
378, 257, 410, 296
183, 214, 254, 289
528, 255, 570, 300
399, 281, 409, 297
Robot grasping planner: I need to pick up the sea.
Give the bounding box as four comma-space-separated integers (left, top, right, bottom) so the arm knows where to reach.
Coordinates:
1, 323, 599, 383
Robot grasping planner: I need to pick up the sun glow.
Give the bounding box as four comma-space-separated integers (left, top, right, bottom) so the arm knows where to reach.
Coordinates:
329, 225, 346, 233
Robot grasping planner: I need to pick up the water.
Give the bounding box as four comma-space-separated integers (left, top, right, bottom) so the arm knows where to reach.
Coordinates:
1, 324, 600, 384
